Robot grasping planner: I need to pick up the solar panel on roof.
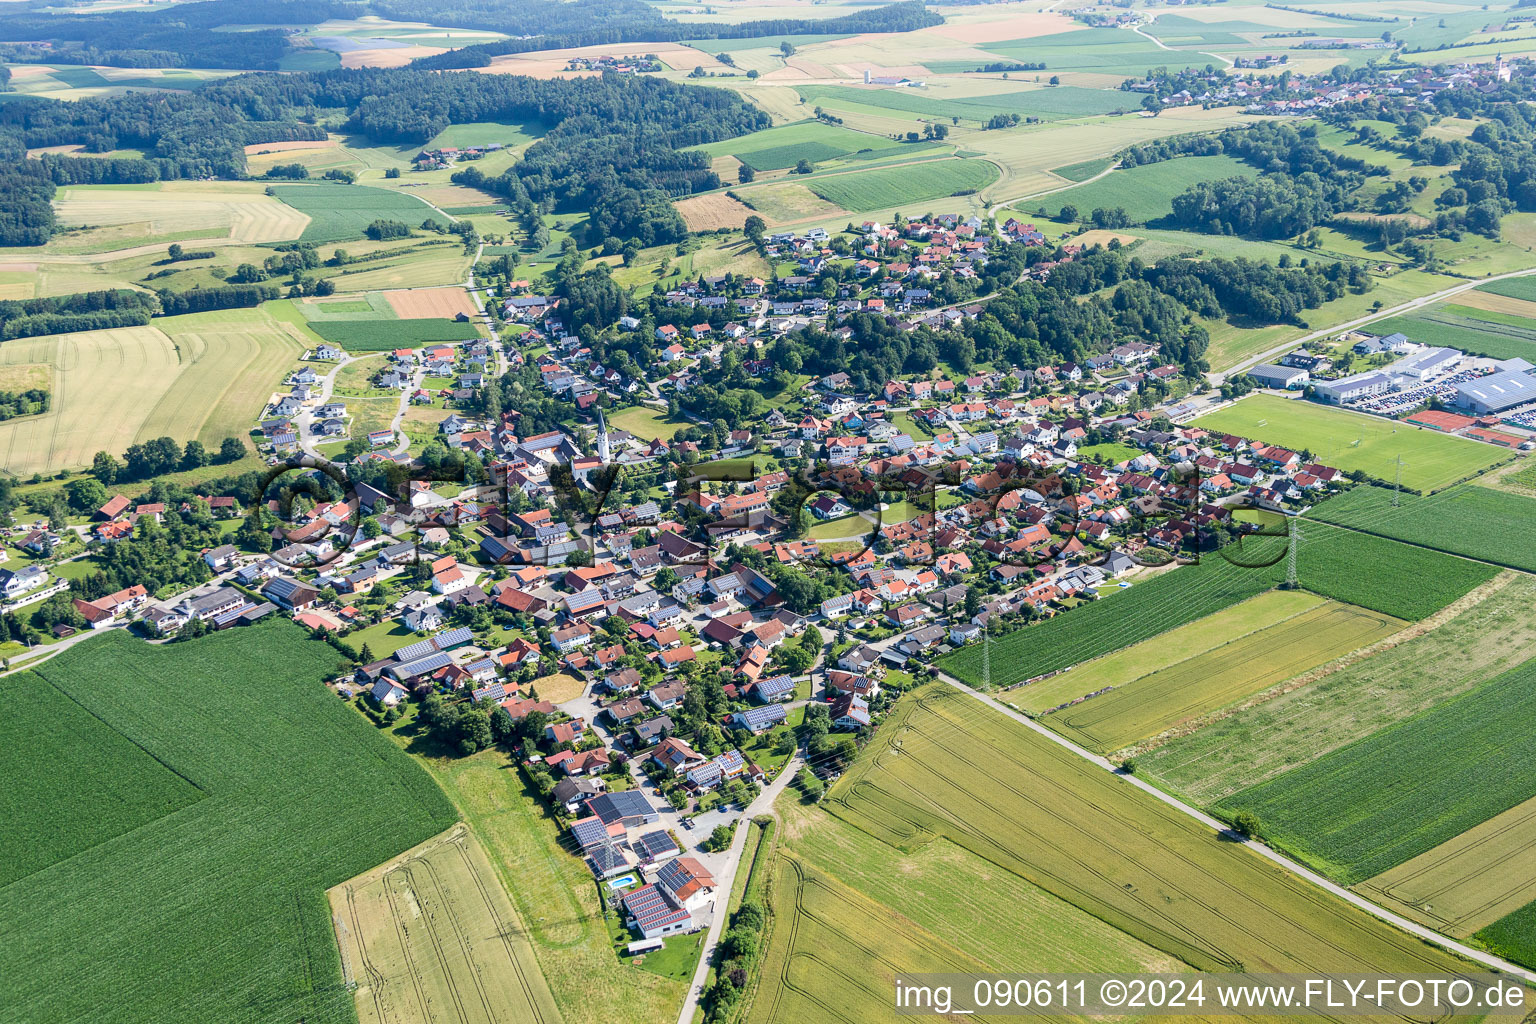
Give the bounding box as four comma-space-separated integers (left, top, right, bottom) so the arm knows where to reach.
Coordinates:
391, 650, 453, 678
634, 830, 677, 859
435, 626, 474, 648
392, 638, 436, 662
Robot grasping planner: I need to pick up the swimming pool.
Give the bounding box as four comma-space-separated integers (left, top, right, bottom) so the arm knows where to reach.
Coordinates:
607, 874, 638, 889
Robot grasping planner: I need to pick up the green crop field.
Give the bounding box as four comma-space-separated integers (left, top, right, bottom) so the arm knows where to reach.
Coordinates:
1307, 484, 1536, 573
1216, 656, 1536, 885
1477, 277, 1536, 303
1287, 519, 1500, 621
270, 183, 449, 244
1040, 154, 1253, 223
940, 557, 1276, 688
0, 623, 458, 1024
1038, 599, 1404, 754
1364, 309, 1536, 362
693, 120, 913, 171
1476, 900, 1536, 970
821, 684, 1483, 977
798, 82, 1138, 124
1139, 574, 1536, 804
806, 159, 999, 212
984, 26, 1207, 73
1192, 393, 1505, 492
310, 317, 481, 350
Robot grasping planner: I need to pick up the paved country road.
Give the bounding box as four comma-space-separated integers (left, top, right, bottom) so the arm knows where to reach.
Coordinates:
935, 671, 1536, 984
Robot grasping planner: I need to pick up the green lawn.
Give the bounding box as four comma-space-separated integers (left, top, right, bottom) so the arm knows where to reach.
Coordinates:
1076, 441, 1142, 465
0, 622, 455, 1024
1192, 393, 1504, 493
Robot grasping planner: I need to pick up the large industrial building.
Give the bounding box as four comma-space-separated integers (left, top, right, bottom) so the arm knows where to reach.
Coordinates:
1313, 371, 1392, 405
1453, 370, 1536, 415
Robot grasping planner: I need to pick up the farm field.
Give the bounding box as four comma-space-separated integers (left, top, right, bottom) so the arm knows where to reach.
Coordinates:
796, 82, 1138, 125
311, 317, 482, 350
270, 183, 450, 244
675, 192, 756, 231
1477, 276, 1536, 303
1214, 655, 1536, 885
405, 742, 688, 1024
1139, 573, 1536, 803
691, 119, 912, 170
1357, 795, 1536, 938
1476, 900, 1536, 971
1365, 308, 1536, 362
329, 822, 562, 1024
1039, 154, 1253, 223
17, 181, 309, 256
802, 158, 999, 212
823, 684, 1484, 978
0, 667, 202, 888
1040, 599, 1404, 754
1191, 393, 1505, 492
0, 623, 457, 1024
0, 305, 304, 475
940, 557, 1277, 688
383, 285, 478, 319
1307, 484, 1536, 573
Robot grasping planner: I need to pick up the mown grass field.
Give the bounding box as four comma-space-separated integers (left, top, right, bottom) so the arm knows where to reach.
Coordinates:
805, 159, 999, 212
1039, 154, 1253, 223
1215, 655, 1536, 885
692, 119, 913, 171
0, 623, 457, 1024
328, 823, 562, 1024
1307, 484, 1536, 573
821, 685, 1484, 978
270, 183, 449, 244
1139, 573, 1536, 803
1043, 599, 1404, 754
1357, 794, 1536, 939
310, 317, 481, 350
1192, 393, 1505, 493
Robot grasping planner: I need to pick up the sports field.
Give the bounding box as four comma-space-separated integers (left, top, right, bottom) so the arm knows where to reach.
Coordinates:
329, 823, 562, 1024
805, 159, 999, 212
270, 183, 450, 244
1357, 794, 1536, 938
1140, 573, 1532, 803
1307, 484, 1536, 573
1215, 655, 1536, 885
1192, 393, 1505, 492
822, 685, 1484, 977
1040, 154, 1253, 223
0, 306, 304, 475
0, 623, 457, 1024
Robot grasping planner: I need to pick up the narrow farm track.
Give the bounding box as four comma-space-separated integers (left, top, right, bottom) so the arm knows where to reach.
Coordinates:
935, 671, 1536, 984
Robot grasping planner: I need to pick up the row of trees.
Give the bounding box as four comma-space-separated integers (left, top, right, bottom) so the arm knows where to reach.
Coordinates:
0, 288, 158, 340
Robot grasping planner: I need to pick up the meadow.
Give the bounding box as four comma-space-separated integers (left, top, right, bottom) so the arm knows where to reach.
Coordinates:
0, 623, 458, 1024
941, 557, 1277, 688
270, 183, 450, 244
1307, 483, 1536, 573
1364, 308, 1536, 362
1031, 598, 1403, 753
1139, 573, 1536, 802
1192, 393, 1505, 492
822, 685, 1484, 978
805, 159, 999, 212
692, 119, 914, 171
328, 823, 562, 1024
1357, 794, 1536, 939
310, 317, 482, 350
1215, 656, 1536, 885
796, 82, 1137, 124
1038, 154, 1253, 223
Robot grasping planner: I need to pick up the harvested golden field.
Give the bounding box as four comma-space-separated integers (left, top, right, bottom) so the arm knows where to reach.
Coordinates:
1452, 288, 1536, 318
1357, 795, 1536, 937
676, 192, 756, 231
383, 285, 478, 319
41, 181, 309, 254
328, 823, 562, 1024
340, 44, 447, 68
